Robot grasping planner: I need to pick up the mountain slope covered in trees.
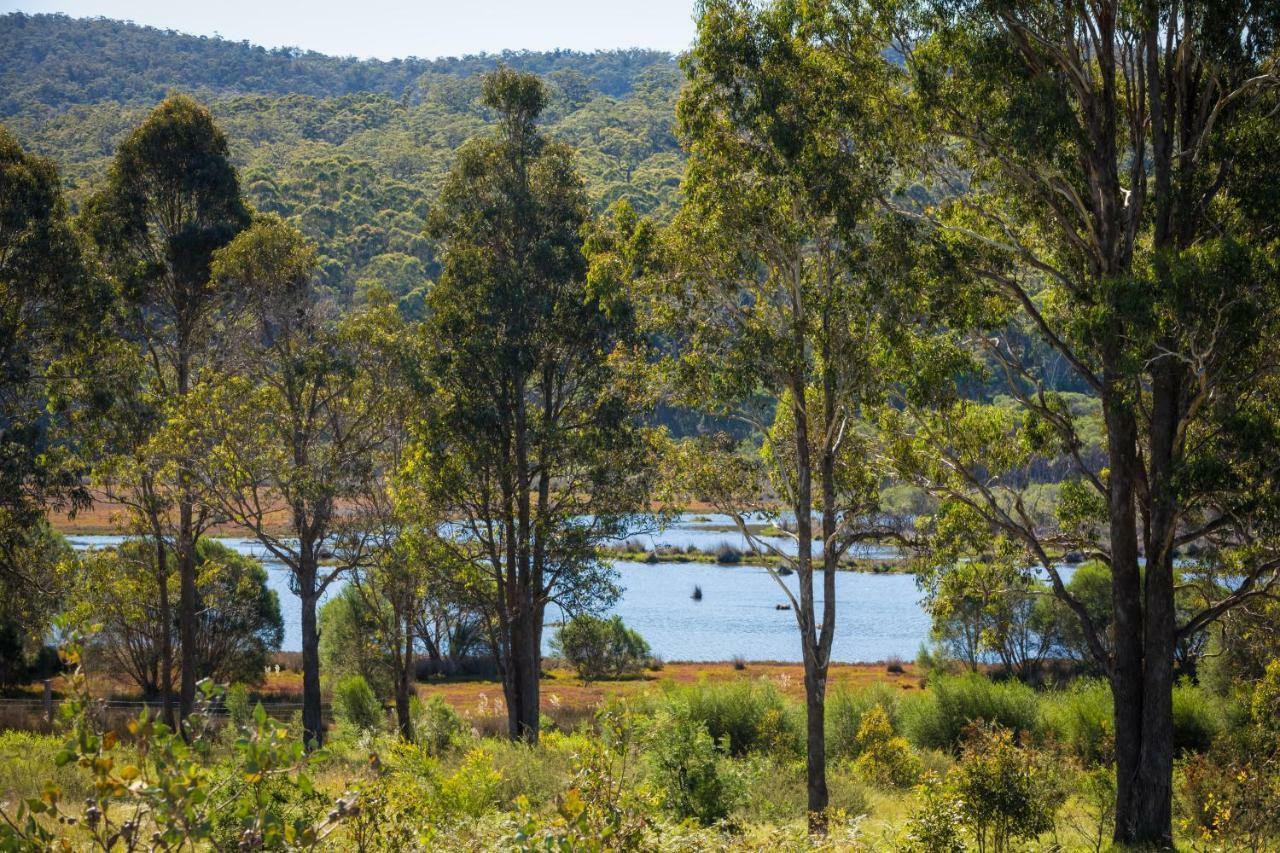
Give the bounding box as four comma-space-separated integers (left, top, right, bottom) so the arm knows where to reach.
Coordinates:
1, 13, 684, 303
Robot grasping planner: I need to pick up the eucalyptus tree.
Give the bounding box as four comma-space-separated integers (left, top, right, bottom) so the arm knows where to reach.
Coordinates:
177, 216, 391, 745
0, 125, 106, 639
409, 68, 662, 743
878, 1, 1280, 843
664, 0, 904, 830
81, 95, 251, 719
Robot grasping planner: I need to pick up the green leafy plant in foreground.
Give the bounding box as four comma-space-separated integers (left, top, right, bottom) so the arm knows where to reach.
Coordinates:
0, 628, 349, 850
514, 710, 658, 851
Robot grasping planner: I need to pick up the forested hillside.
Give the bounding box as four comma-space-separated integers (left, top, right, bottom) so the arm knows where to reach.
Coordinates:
0, 13, 684, 304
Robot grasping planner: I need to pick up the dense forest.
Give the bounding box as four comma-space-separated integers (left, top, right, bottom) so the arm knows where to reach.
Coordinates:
1, 13, 684, 304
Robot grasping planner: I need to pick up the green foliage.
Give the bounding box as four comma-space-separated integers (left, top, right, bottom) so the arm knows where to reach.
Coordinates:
1171, 681, 1224, 755
334, 675, 385, 733
551, 614, 651, 683
3, 15, 684, 299
68, 537, 283, 694
644, 703, 741, 825
902, 772, 966, 853
412, 696, 469, 757
406, 67, 664, 741
901, 674, 1041, 752
226, 682, 253, 729
852, 705, 921, 788
0, 630, 348, 849
1041, 679, 1113, 766
905, 726, 1063, 852
0, 524, 74, 685
432, 748, 502, 819
513, 714, 658, 850
0, 122, 102, 633
0, 14, 674, 109
827, 681, 904, 762
664, 678, 801, 757
320, 585, 395, 696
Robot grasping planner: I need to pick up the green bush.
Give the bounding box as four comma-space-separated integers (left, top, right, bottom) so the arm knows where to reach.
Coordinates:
319, 586, 393, 696
853, 705, 921, 788
667, 678, 801, 757
226, 682, 253, 730
645, 703, 741, 825
901, 673, 1041, 751
334, 674, 384, 732
1042, 679, 1113, 765
551, 614, 650, 682
827, 681, 904, 761
949, 725, 1063, 851
905, 725, 1063, 852
413, 695, 468, 756
1172, 680, 1223, 754
433, 748, 502, 819
902, 772, 966, 853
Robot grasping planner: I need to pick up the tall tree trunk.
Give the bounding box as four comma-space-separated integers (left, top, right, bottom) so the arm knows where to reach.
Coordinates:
1125, 370, 1180, 845
394, 620, 414, 741
176, 351, 198, 722
1103, 383, 1157, 845
803, 653, 829, 833
154, 536, 175, 728
504, 604, 541, 742
178, 494, 197, 719
790, 370, 828, 833
299, 564, 324, 747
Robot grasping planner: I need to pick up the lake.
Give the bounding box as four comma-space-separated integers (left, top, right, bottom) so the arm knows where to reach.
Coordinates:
66, 520, 932, 663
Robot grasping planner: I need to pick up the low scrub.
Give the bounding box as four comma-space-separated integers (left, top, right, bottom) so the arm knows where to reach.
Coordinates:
827, 681, 905, 761
901, 673, 1041, 751
662, 678, 802, 757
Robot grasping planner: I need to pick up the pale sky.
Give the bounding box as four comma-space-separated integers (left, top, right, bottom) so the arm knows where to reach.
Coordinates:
5, 0, 698, 58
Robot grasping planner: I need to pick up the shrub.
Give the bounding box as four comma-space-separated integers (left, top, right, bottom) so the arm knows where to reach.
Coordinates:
1042, 679, 1113, 765
644, 704, 740, 825
512, 735, 658, 849
433, 748, 502, 819
669, 679, 801, 756
1251, 658, 1280, 733
902, 772, 966, 853
948, 725, 1063, 851
901, 673, 1041, 751
715, 543, 742, 564
906, 725, 1062, 852
226, 682, 253, 730
827, 682, 903, 761
551, 614, 650, 682
1172, 680, 1223, 754
334, 674, 384, 732
413, 695, 468, 756
319, 585, 393, 696
853, 705, 921, 788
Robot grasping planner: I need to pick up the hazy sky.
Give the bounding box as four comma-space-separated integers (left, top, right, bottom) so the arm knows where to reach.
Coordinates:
6, 0, 698, 58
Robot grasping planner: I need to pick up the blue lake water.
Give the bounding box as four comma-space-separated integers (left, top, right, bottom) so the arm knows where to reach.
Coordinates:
66, 519, 931, 662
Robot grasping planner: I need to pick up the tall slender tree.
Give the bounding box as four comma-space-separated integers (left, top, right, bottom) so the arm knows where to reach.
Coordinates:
82, 95, 250, 720
178, 215, 390, 745
664, 0, 905, 831
880, 0, 1280, 843
0, 124, 107, 676
410, 68, 661, 743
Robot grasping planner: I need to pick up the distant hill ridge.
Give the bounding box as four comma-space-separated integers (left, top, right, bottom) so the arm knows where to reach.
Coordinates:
0, 12, 677, 114
0, 12, 686, 307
